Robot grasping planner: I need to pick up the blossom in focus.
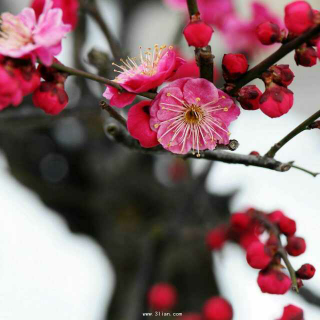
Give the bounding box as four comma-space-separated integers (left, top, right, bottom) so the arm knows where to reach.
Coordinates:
0, 0, 71, 65
149, 78, 240, 155
127, 100, 159, 148
295, 45, 318, 67
31, 0, 79, 29
277, 304, 304, 320
237, 85, 262, 110
222, 53, 248, 81
256, 21, 281, 45
103, 45, 185, 108
257, 269, 292, 294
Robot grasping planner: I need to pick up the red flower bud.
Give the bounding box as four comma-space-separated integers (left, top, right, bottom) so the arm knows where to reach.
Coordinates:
296, 263, 316, 279
278, 216, 296, 236
278, 304, 304, 320
259, 84, 294, 118
297, 277, 304, 289
239, 232, 260, 250
286, 236, 306, 256
268, 210, 285, 224
183, 20, 213, 48
295, 45, 318, 67
202, 297, 233, 320
15, 65, 40, 96
206, 227, 227, 251
222, 54, 248, 81
148, 283, 177, 311
284, 1, 314, 35
237, 85, 262, 110
230, 212, 251, 231
127, 100, 159, 148
246, 242, 273, 269
256, 21, 281, 45
32, 82, 68, 115
257, 269, 292, 295
250, 151, 260, 156
269, 65, 295, 87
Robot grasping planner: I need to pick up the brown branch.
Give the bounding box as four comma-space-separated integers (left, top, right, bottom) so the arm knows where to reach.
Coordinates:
50, 62, 157, 100
80, 0, 123, 61
186, 0, 199, 17
195, 46, 214, 83
100, 101, 127, 128
229, 23, 320, 95
299, 287, 320, 307
265, 109, 320, 158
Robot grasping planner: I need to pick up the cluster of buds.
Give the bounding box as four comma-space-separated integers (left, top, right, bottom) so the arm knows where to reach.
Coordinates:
259, 65, 295, 118
147, 283, 233, 320
206, 208, 315, 296
236, 64, 295, 118
255, 1, 320, 67
0, 56, 40, 110
32, 61, 69, 115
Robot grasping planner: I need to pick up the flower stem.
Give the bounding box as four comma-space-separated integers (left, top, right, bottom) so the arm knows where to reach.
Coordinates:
50, 62, 157, 100
100, 101, 127, 128
291, 165, 319, 177
80, 0, 123, 61
265, 109, 320, 158
186, 0, 199, 17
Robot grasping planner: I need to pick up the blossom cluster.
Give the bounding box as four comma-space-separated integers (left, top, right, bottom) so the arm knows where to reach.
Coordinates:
206, 208, 315, 296
0, 0, 72, 113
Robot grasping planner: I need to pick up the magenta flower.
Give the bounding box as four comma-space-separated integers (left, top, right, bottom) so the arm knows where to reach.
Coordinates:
149, 78, 240, 155
103, 45, 184, 108
0, 0, 71, 65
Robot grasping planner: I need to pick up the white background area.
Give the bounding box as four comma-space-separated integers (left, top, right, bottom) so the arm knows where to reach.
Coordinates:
0, 0, 320, 319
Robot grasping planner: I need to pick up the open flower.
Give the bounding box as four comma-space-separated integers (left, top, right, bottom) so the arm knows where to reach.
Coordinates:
149, 78, 240, 155
0, 0, 71, 65
103, 45, 184, 108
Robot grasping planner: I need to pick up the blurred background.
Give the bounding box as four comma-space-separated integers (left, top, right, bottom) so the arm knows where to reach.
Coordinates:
0, 0, 319, 319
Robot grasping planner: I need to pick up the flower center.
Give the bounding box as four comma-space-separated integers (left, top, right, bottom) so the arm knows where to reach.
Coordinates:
113, 44, 170, 80
184, 105, 203, 124
0, 13, 33, 50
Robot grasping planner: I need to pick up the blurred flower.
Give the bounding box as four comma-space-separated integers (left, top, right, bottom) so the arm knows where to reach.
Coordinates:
0, 0, 71, 65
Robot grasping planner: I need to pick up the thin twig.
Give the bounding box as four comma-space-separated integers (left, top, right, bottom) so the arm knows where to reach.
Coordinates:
265, 109, 320, 158
228, 23, 320, 95
50, 62, 157, 100
195, 46, 214, 83
100, 101, 127, 128
81, 0, 123, 60
291, 165, 319, 177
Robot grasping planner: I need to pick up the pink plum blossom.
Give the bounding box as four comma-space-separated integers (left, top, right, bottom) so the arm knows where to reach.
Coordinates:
0, 0, 71, 65
103, 45, 185, 108
149, 78, 240, 155
31, 0, 79, 30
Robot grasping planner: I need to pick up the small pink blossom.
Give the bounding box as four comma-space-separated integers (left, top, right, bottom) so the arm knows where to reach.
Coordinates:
149, 78, 240, 155
103, 45, 184, 108
0, 0, 71, 65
